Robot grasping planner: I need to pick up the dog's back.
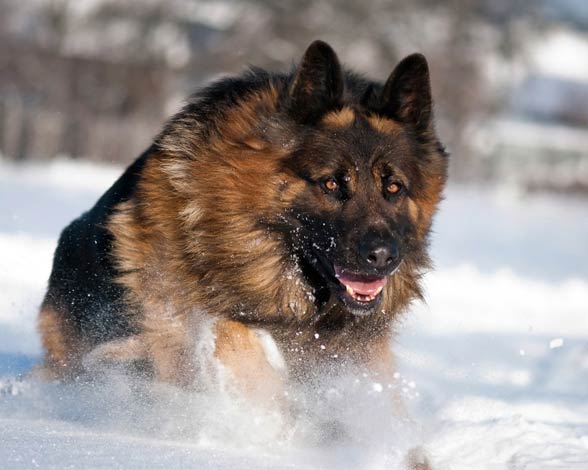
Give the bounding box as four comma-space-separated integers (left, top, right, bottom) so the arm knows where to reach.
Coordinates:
39, 150, 151, 377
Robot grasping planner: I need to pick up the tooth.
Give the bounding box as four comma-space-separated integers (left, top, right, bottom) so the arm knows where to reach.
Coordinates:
375, 286, 383, 295
346, 285, 354, 296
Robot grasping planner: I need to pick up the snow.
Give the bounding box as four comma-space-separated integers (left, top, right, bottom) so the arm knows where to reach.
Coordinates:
528, 28, 588, 82
1, 157, 588, 468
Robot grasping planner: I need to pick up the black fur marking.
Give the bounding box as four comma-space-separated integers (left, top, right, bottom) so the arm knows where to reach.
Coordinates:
44, 147, 152, 344
377, 53, 432, 131
288, 40, 344, 124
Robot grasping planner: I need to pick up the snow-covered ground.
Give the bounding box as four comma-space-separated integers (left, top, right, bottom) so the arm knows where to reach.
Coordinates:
1, 158, 587, 469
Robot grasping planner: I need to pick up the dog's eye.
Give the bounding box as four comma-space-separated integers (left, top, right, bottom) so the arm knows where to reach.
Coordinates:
385, 179, 403, 196
322, 176, 339, 192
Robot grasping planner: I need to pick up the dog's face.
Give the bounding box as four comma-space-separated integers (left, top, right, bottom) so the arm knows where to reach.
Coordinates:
166, 41, 447, 321
278, 42, 447, 316
285, 119, 422, 316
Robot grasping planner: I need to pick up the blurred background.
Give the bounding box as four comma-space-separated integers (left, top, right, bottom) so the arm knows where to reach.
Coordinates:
1, 2, 588, 467
1, 0, 588, 192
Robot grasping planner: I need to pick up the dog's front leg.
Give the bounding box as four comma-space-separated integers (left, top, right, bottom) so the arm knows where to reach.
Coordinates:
214, 319, 287, 407
363, 334, 407, 415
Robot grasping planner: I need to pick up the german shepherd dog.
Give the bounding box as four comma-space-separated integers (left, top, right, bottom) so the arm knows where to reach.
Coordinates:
38, 40, 446, 463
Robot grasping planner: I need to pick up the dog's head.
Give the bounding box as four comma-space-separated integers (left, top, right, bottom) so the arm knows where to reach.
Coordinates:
274, 41, 448, 317
160, 40, 447, 321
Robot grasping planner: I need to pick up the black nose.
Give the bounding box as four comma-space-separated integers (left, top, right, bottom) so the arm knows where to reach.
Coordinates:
359, 233, 400, 270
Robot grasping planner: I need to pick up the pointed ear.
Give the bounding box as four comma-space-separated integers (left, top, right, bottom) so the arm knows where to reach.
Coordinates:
289, 40, 344, 124
378, 53, 432, 131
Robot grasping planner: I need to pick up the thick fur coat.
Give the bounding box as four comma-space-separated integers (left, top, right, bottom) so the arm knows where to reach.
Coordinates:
38, 41, 447, 411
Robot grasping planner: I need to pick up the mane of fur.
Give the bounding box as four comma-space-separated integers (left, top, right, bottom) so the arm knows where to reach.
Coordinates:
106, 66, 447, 368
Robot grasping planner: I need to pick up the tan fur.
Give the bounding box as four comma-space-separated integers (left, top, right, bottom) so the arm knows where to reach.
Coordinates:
101, 91, 312, 383
407, 198, 421, 224
106, 192, 193, 385
106, 92, 317, 333
214, 320, 286, 403
367, 114, 402, 134
321, 107, 355, 127
37, 305, 87, 379
405, 447, 432, 470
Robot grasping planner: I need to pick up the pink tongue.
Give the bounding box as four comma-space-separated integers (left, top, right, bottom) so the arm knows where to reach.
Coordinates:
335, 267, 387, 296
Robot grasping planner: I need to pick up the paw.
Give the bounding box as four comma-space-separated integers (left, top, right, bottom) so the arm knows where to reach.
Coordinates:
404, 446, 431, 470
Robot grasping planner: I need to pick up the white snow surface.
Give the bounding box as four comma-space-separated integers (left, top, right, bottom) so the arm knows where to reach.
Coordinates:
1, 157, 588, 469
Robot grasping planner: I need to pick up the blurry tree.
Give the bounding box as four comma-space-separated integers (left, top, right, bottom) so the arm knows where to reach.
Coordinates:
215, 0, 538, 178
0, 0, 540, 178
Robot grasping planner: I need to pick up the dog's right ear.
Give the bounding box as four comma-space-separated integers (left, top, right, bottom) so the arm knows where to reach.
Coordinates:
289, 40, 344, 124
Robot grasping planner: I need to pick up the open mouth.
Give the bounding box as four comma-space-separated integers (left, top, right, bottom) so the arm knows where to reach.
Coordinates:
334, 266, 387, 304
305, 248, 397, 316
328, 263, 396, 316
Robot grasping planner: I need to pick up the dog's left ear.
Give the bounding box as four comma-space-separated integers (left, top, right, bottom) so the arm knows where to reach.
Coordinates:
289, 40, 344, 124
374, 53, 433, 132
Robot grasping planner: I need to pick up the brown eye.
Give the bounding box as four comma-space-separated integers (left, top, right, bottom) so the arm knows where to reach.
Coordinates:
386, 180, 403, 195
323, 177, 339, 192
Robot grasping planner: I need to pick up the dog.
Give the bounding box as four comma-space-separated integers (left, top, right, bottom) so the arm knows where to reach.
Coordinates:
38, 41, 447, 464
